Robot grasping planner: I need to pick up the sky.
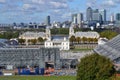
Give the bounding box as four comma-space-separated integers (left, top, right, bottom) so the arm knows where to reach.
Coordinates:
0, 0, 120, 23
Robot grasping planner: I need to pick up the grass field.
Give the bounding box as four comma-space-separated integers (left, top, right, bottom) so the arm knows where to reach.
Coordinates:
0, 76, 76, 80
0, 76, 120, 80
71, 48, 93, 51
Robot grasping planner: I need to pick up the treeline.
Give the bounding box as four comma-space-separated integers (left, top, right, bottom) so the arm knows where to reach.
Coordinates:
0, 31, 19, 39
0, 28, 118, 40
18, 37, 45, 45
51, 28, 92, 35
51, 28, 69, 35
100, 30, 118, 40
69, 36, 98, 44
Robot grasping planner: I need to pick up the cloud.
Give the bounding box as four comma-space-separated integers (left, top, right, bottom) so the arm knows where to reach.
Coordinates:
0, 0, 6, 3
0, 0, 75, 23
102, 0, 116, 8
86, 0, 120, 9
31, 0, 44, 4
22, 3, 37, 10
115, 0, 120, 3
86, 0, 97, 7
50, 1, 68, 9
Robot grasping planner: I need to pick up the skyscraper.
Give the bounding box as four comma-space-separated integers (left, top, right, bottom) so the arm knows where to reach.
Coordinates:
116, 13, 120, 21
46, 15, 51, 26
72, 14, 77, 24
92, 9, 101, 22
77, 13, 83, 28
110, 14, 114, 22
115, 13, 120, 27
86, 7, 93, 21
99, 9, 106, 22
77, 13, 83, 23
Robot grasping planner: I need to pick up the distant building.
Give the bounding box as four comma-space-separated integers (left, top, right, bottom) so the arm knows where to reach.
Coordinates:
72, 14, 77, 24
110, 14, 114, 22
69, 27, 100, 38
0, 24, 13, 30
92, 9, 102, 22
46, 15, 51, 26
86, 7, 93, 21
115, 13, 120, 27
99, 9, 106, 22
52, 22, 61, 28
77, 13, 84, 28
19, 28, 51, 44
116, 13, 120, 21
45, 37, 70, 50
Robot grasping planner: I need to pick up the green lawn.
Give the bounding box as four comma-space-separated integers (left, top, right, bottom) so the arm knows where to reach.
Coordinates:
70, 48, 93, 52
0, 76, 120, 80
0, 76, 76, 80
117, 76, 120, 80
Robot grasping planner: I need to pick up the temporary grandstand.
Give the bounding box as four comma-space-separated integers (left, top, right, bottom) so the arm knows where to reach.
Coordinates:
94, 34, 120, 64
0, 48, 60, 69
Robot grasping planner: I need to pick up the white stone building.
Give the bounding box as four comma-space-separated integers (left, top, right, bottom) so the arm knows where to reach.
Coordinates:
19, 27, 51, 45
19, 28, 51, 40
69, 27, 100, 38
45, 38, 70, 50
98, 38, 108, 45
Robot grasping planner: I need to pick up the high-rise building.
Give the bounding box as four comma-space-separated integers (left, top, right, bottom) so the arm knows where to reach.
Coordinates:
77, 13, 83, 28
46, 15, 51, 26
99, 9, 106, 22
110, 14, 114, 22
72, 14, 77, 24
116, 13, 120, 21
77, 13, 83, 23
92, 9, 101, 22
115, 13, 120, 27
86, 7, 93, 21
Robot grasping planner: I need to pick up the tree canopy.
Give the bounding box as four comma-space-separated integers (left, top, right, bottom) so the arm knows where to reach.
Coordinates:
30, 39, 37, 45
18, 38, 25, 44
38, 37, 44, 42
69, 35, 76, 43
100, 30, 118, 40
77, 53, 116, 80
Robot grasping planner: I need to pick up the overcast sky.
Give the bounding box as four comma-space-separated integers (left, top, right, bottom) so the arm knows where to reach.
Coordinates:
0, 0, 120, 23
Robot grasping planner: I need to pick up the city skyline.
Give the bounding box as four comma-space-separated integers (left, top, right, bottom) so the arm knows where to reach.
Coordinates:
0, 0, 120, 23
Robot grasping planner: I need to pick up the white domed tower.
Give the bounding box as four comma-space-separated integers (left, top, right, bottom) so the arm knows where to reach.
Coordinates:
69, 26, 74, 37
46, 27, 51, 40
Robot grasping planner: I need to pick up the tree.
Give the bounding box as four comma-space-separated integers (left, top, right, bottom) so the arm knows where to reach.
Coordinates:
28, 39, 31, 44
18, 38, 25, 44
76, 37, 81, 44
87, 38, 92, 43
77, 54, 116, 80
31, 39, 37, 45
100, 30, 118, 40
69, 35, 76, 44
82, 37, 87, 44
38, 37, 44, 43
88, 38, 97, 44
93, 38, 98, 43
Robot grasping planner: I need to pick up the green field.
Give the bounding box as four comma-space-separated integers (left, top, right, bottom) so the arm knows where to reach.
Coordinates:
0, 76, 120, 80
0, 76, 76, 80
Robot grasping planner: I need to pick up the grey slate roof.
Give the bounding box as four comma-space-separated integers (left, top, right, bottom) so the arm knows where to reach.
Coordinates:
75, 32, 100, 38
94, 34, 120, 63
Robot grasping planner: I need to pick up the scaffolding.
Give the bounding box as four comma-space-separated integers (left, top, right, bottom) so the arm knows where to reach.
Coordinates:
0, 48, 60, 69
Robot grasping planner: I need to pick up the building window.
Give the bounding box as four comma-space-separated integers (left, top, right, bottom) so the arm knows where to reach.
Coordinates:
66, 43, 68, 45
